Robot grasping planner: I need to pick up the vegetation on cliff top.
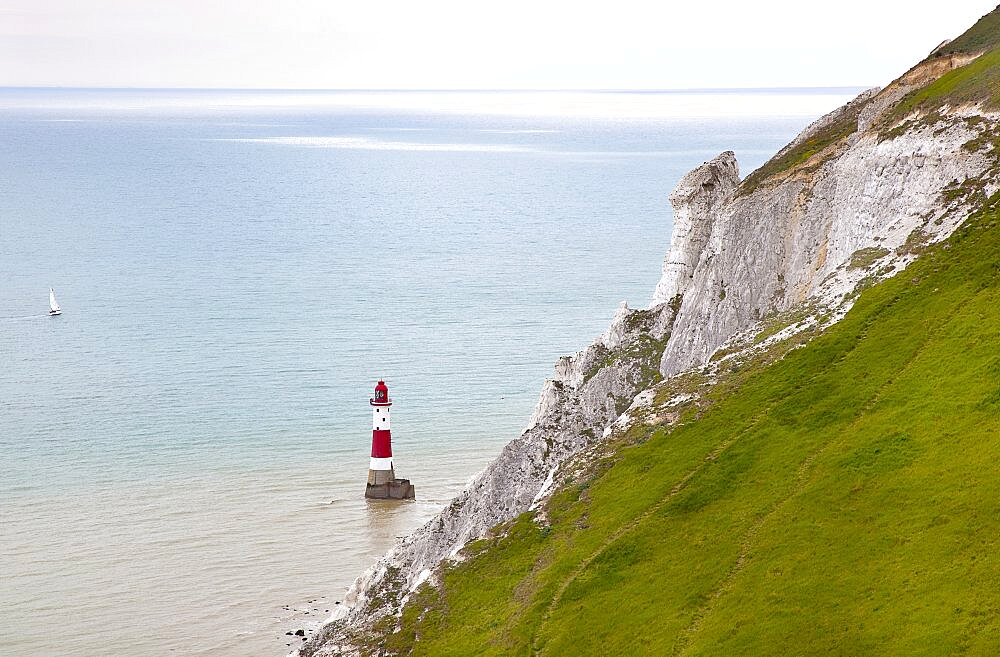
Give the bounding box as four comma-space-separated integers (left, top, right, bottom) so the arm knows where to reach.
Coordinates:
357, 191, 1000, 655
930, 5, 1000, 57
889, 46, 1000, 127
738, 98, 863, 195
742, 5, 1000, 194
878, 5, 1000, 126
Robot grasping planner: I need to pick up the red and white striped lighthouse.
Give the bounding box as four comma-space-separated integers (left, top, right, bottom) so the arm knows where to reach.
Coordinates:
365, 379, 415, 500
368, 380, 394, 480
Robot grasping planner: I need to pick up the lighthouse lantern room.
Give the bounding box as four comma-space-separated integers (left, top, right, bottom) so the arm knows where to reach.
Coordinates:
365, 379, 415, 500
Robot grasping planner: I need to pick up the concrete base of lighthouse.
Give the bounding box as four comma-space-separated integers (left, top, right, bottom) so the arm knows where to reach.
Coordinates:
365, 468, 415, 500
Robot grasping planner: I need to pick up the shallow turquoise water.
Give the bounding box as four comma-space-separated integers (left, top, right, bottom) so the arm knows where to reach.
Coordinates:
0, 88, 860, 656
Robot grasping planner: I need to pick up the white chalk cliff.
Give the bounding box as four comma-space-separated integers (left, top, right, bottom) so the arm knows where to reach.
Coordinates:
653, 86, 997, 376
301, 51, 999, 657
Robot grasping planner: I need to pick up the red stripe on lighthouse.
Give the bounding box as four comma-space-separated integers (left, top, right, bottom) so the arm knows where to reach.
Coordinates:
371, 429, 393, 458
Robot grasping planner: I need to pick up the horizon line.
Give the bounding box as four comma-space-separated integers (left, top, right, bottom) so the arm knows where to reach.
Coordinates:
0, 85, 873, 94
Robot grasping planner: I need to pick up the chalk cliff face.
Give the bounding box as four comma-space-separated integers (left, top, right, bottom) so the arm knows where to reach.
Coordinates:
654, 84, 998, 376
302, 45, 1000, 657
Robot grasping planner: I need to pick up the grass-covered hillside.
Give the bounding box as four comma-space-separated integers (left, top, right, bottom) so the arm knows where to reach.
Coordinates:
878, 4, 1000, 121
355, 191, 1000, 655
890, 47, 1000, 122
931, 5, 1000, 58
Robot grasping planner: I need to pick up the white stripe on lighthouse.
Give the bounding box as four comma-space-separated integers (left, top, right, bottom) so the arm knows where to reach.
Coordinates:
370, 457, 393, 470
372, 408, 391, 430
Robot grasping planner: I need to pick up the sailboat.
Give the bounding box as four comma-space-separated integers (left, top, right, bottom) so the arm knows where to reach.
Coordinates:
48, 288, 62, 316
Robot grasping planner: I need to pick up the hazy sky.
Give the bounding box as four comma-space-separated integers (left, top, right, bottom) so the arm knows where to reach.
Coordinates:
1, 1, 997, 89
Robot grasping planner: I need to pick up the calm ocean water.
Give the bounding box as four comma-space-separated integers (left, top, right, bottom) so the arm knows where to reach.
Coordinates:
0, 88, 861, 656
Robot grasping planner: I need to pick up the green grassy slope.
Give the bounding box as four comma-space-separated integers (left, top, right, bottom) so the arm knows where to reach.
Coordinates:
932, 6, 1000, 56
891, 46, 1000, 121
371, 194, 1000, 656
881, 5, 1000, 124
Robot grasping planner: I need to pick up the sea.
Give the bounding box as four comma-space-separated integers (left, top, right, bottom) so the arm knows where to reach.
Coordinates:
0, 87, 862, 657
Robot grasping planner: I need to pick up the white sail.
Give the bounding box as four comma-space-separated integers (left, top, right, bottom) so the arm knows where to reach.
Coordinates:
49, 288, 61, 312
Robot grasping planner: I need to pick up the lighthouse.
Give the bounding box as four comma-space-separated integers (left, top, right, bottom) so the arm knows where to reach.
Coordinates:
365, 379, 415, 500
